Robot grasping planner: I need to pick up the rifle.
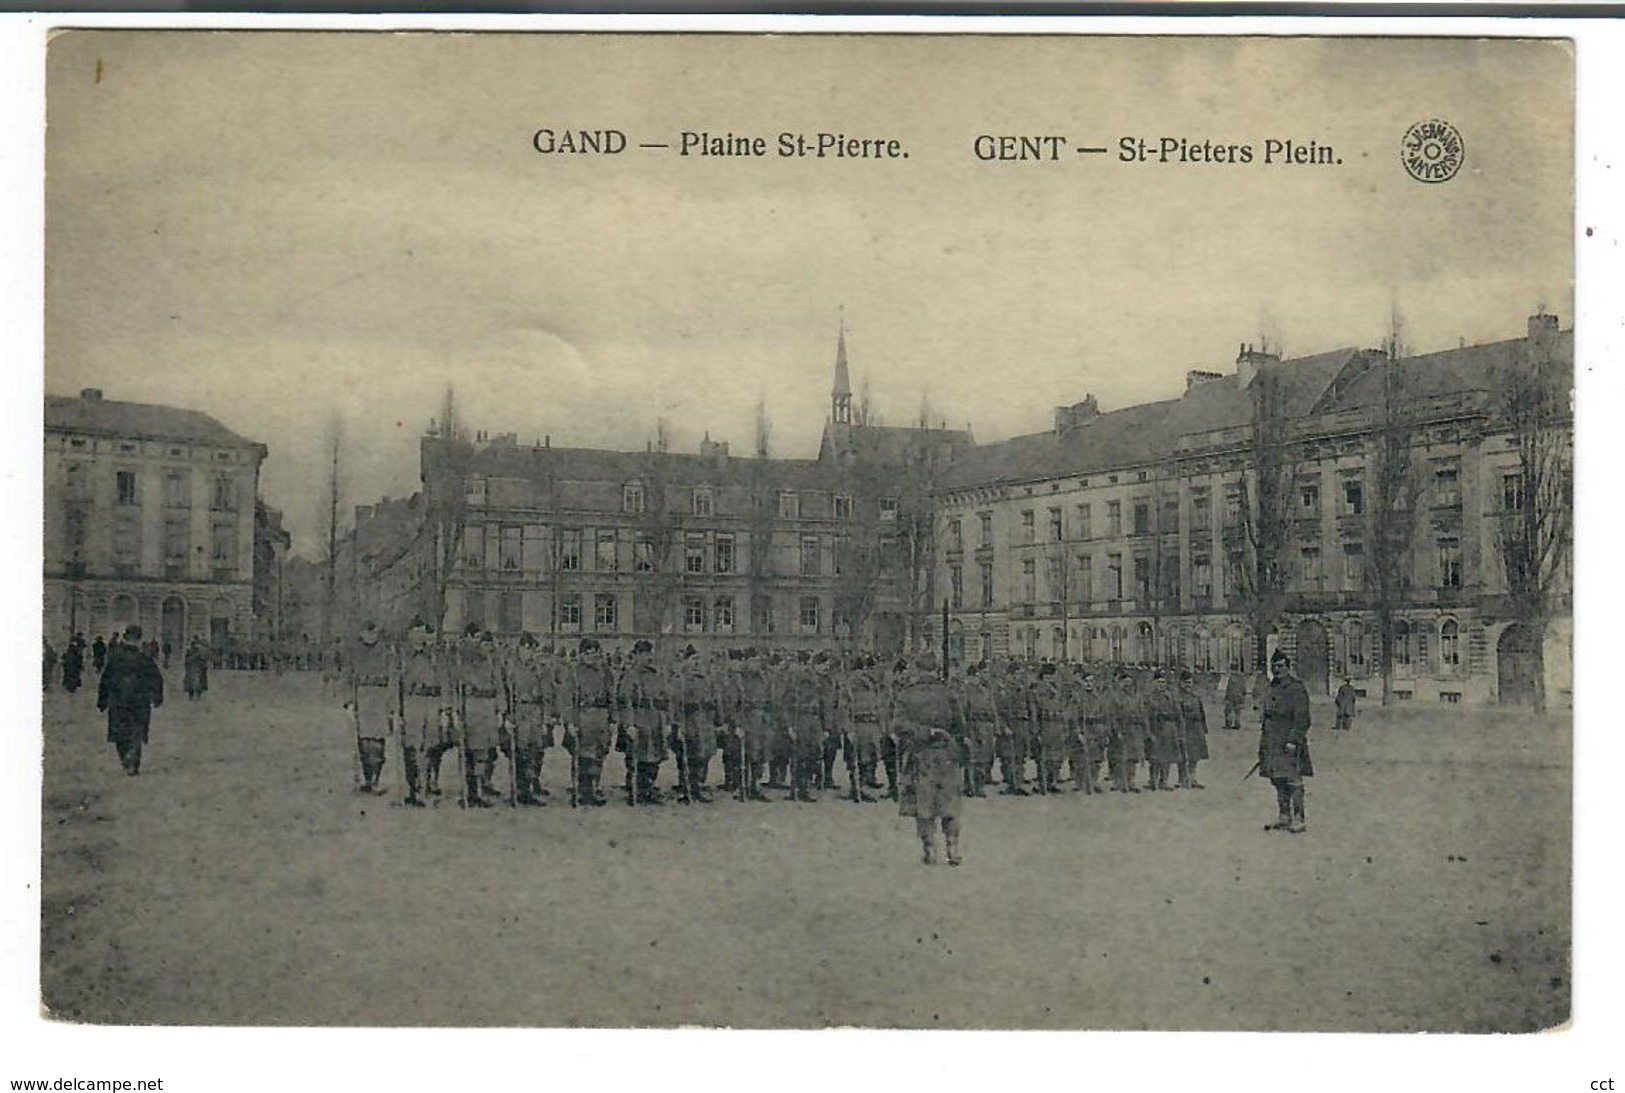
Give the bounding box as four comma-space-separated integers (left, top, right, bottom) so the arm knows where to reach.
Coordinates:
503, 648, 519, 809
455, 644, 471, 809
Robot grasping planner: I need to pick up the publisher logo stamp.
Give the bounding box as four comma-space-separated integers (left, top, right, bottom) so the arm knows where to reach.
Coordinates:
1401, 119, 1464, 184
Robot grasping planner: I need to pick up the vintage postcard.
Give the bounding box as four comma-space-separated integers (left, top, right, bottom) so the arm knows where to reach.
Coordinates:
37, 29, 1572, 1037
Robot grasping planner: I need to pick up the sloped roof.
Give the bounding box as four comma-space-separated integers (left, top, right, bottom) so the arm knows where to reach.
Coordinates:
46, 392, 263, 451
938, 348, 1361, 492
458, 440, 844, 490
1324, 328, 1572, 413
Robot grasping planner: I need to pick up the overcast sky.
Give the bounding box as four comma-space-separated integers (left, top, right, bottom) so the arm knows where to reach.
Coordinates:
44, 32, 1572, 554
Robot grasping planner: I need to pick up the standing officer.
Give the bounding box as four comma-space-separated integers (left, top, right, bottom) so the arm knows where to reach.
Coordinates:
97, 625, 163, 776
816, 652, 844, 794
1258, 650, 1313, 833
1175, 669, 1209, 789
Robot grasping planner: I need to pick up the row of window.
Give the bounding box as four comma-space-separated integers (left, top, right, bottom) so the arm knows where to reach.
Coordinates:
950, 467, 1527, 551
994, 617, 1467, 673
945, 535, 1469, 611
463, 591, 837, 635
63, 466, 241, 512
468, 478, 899, 524
461, 525, 903, 578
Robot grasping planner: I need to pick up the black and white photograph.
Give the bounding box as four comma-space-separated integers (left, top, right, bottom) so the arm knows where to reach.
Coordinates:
26, 24, 1585, 1049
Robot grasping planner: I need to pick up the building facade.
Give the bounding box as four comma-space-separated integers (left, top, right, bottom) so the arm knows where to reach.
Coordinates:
933, 314, 1572, 705
44, 388, 268, 651
341, 332, 973, 655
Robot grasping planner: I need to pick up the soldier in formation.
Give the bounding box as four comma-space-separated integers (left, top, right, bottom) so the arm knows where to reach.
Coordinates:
322, 627, 1244, 839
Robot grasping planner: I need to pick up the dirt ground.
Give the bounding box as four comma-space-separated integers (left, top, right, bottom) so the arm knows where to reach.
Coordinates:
39, 671, 1569, 1031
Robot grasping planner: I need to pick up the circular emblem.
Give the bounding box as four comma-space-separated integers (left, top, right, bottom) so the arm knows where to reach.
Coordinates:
1401, 119, 1464, 184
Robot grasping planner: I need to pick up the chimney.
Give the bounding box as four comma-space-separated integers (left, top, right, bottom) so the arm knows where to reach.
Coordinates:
1235, 342, 1279, 389
1185, 370, 1224, 392
80, 388, 103, 401
1527, 312, 1559, 365
1052, 394, 1101, 434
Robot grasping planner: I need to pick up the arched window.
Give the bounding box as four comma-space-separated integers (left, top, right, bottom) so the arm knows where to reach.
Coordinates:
1224, 625, 1246, 672
1439, 619, 1461, 670
1393, 620, 1413, 668
1109, 625, 1124, 663
1348, 619, 1367, 675
1137, 621, 1155, 664
1194, 626, 1214, 673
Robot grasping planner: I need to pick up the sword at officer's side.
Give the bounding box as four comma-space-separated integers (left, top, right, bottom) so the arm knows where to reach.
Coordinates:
1240, 759, 1260, 782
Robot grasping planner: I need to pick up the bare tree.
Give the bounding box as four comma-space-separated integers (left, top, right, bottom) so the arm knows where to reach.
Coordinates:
635, 446, 681, 647
1495, 322, 1573, 711
747, 398, 775, 639
424, 386, 474, 634
322, 413, 344, 644
854, 374, 877, 428
1230, 367, 1298, 671
1367, 347, 1425, 706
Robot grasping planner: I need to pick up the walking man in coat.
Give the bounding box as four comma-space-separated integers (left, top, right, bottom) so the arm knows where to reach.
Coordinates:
1334, 677, 1358, 732
97, 625, 164, 776
1259, 650, 1313, 833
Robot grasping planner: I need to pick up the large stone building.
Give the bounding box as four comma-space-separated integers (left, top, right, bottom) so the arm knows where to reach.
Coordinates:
44, 388, 268, 651
933, 313, 1572, 705
341, 331, 973, 654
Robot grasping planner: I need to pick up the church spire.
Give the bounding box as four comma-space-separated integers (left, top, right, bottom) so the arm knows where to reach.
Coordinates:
831, 309, 852, 425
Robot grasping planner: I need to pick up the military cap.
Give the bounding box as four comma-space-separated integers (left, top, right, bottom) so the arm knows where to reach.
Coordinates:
579, 637, 602, 654
1270, 649, 1291, 667
1180, 669, 1194, 683
632, 638, 654, 655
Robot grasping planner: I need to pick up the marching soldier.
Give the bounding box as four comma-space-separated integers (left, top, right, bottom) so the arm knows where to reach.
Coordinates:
993, 663, 1032, 795
1069, 671, 1108, 795
736, 649, 774, 802
816, 652, 844, 793
892, 651, 965, 866
1144, 669, 1183, 792
346, 622, 396, 795
1109, 670, 1145, 793
1032, 663, 1068, 795
957, 663, 999, 798
457, 633, 504, 808
1175, 669, 1209, 789
839, 655, 883, 803
619, 639, 669, 805
568, 639, 616, 807
508, 638, 549, 806
398, 635, 440, 807
672, 649, 717, 804
1259, 650, 1313, 833
716, 653, 746, 796
785, 653, 825, 802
